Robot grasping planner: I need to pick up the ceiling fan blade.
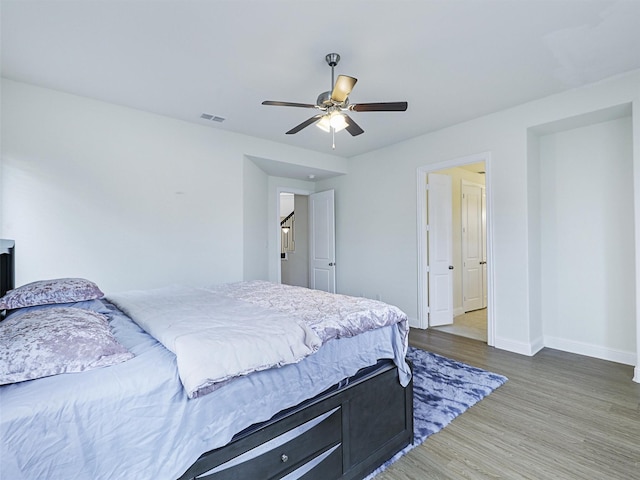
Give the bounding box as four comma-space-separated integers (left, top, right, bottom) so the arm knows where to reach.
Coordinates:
331, 75, 358, 103
351, 101, 408, 112
343, 114, 364, 136
286, 114, 324, 134
262, 101, 317, 108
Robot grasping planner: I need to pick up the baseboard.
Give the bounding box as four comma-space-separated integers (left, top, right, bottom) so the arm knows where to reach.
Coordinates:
407, 316, 424, 330
544, 336, 636, 366
530, 336, 545, 356
453, 306, 465, 317
495, 335, 637, 368
494, 336, 541, 356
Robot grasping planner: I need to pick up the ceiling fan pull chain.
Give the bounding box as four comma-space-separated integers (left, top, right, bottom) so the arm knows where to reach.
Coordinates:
332, 127, 336, 150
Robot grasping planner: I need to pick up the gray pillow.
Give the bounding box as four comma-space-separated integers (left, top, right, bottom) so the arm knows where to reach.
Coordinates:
0, 307, 134, 385
0, 278, 104, 310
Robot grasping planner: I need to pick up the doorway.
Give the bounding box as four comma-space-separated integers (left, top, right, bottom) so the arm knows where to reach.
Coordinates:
416, 153, 494, 346
279, 192, 309, 288
276, 189, 336, 293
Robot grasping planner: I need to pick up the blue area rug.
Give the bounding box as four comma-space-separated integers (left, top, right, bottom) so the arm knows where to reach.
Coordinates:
365, 346, 508, 479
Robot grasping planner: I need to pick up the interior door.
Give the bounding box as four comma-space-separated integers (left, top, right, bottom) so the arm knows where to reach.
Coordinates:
309, 189, 336, 293
427, 174, 453, 326
462, 181, 484, 312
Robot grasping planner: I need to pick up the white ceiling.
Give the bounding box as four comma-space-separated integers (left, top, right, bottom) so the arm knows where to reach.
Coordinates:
2, 0, 640, 159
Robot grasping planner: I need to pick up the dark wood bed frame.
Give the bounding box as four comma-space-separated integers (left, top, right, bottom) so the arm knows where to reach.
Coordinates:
0, 242, 413, 479
0, 239, 15, 298
178, 360, 413, 480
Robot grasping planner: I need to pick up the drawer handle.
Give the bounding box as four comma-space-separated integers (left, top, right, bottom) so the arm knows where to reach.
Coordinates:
281, 454, 289, 463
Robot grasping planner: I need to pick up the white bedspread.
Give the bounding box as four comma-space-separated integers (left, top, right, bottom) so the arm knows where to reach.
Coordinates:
209, 281, 411, 386
209, 281, 409, 342
109, 286, 322, 398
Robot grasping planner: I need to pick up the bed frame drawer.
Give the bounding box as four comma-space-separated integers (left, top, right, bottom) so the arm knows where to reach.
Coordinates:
195, 408, 341, 479
178, 361, 412, 480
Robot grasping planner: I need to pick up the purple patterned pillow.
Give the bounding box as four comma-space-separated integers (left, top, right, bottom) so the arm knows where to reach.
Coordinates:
4, 299, 111, 321
0, 307, 134, 385
0, 278, 104, 310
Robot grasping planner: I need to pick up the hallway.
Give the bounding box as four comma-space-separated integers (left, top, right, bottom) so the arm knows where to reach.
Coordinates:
431, 308, 487, 342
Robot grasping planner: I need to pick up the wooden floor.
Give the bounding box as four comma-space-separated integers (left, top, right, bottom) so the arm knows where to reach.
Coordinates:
374, 329, 640, 480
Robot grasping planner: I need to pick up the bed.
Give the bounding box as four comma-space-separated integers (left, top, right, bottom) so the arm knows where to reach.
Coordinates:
0, 239, 15, 299
0, 245, 413, 480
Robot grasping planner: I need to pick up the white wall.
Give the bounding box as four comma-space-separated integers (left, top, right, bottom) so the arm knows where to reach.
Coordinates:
243, 156, 269, 281
1, 79, 345, 293
3, 71, 639, 376
527, 129, 543, 350
539, 116, 635, 364
319, 69, 640, 368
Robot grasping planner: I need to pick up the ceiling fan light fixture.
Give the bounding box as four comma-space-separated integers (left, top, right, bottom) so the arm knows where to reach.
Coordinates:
316, 115, 331, 132
330, 112, 348, 131
316, 111, 348, 133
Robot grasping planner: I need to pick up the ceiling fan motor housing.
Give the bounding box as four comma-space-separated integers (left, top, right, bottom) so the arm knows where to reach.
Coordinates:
317, 91, 332, 107
317, 91, 348, 108
325, 53, 340, 67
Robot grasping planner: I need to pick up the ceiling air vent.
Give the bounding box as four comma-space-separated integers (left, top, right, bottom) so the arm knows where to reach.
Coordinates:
200, 113, 225, 123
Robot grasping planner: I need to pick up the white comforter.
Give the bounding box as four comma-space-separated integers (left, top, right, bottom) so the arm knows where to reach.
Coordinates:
209, 280, 409, 345
108, 286, 322, 398
210, 281, 411, 388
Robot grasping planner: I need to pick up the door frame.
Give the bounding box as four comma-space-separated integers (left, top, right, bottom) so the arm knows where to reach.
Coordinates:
416, 152, 496, 346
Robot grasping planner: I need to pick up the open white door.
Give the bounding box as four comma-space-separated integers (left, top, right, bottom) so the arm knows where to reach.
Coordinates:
309, 190, 336, 293
462, 181, 485, 312
428, 174, 454, 326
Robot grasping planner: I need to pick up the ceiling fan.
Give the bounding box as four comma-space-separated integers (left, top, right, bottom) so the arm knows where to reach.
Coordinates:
262, 53, 408, 148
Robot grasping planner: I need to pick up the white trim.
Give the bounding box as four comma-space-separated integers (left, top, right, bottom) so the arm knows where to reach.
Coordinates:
494, 336, 543, 356
632, 98, 640, 383
416, 152, 496, 346
415, 171, 428, 329
453, 306, 465, 317
484, 156, 496, 348
544, 336, 636, 366
407, 316, 421, 329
